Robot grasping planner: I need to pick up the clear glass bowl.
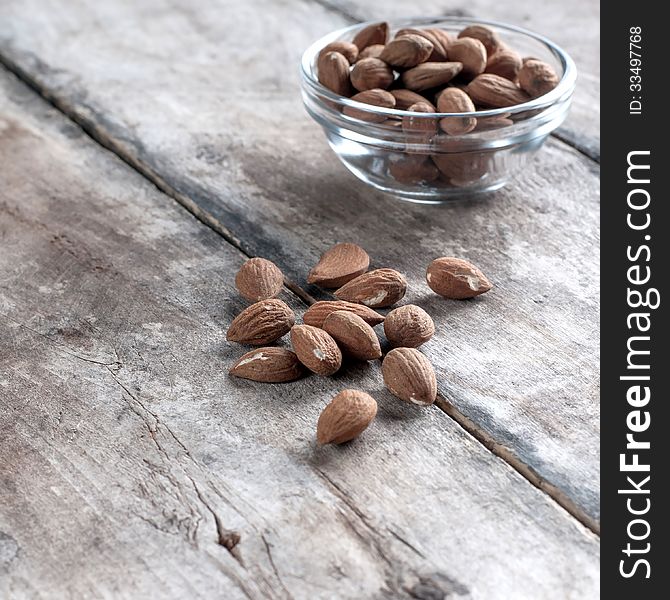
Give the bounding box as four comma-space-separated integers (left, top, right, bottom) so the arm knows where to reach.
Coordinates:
300, 18, 577, 203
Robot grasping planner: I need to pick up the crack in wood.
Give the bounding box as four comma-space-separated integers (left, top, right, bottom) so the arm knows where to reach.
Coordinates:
261, 534, 293, 600
434, 394, 600, 536
103, 365, 247, 562
3, 314, 121, 368
387, 528, 427, 560
313, 468, 397, 570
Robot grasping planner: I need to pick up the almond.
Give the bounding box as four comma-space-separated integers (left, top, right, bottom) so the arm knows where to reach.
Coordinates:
235, 257, 284, 302
227, 299, 295, 345
380, 34, 433, 68
402, 102, 437, 147
485, 48, 522, 81
350, 57, 395, 92
319, 41, 359, 65
352, 22, 389, 51
229, 347, 304, 383
473, 115, 514, 131
316, 389, 378, 445
518, 59, 559, 98
382, 347, 437, 406
389, 155, 440, 184
467, 73, 530, 107
303, 300, 385, 328
334, 268, 407, 308
396, 28, 448, 62
390, 89, 435, 111
343, 89, 396, 122
383, 305, 435, 348
322, 311, 382, 361
458, 24, 502, 55
359, 44, 385, 60
318, 51, 352, 96
447, 38, 487, 79
427, 28, 454, 54
426, 257, 492, 299
400, 61, 463, 92
307, 242, 370, 287
430, 150, 490, 186
290, 325, 342, 376
436, 88, 477, 135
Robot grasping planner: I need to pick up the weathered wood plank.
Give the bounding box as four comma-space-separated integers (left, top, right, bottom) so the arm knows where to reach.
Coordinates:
0, 68, 599, 599
0, 0, 600, 522
321, 0, 600, 159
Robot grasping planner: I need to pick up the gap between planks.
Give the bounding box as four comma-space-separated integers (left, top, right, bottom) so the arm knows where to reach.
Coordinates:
0, 57, 600, 536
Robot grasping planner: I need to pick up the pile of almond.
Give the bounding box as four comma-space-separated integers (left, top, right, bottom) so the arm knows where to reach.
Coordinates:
316, 22, 560, 186
227, 246, 492, 446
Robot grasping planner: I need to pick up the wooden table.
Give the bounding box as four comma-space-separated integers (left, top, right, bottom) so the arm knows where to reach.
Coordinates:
0, 1, 600, 598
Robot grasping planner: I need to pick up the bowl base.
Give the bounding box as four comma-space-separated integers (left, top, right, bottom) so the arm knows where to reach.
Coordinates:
369, 179, 509, 204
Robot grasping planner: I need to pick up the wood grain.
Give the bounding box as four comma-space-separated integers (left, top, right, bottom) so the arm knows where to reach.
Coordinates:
0, 69, 600, 599
0, 0, 600, 522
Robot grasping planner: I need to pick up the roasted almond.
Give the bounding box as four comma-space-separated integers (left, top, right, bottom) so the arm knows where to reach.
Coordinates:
227, 299, 295, 345
352, 22, 389, 51
447, 38, 487, 79
380, 34, 433, 68
322, 311, 382, 361
426, 256, 492, 299
316, 389, 378, 445
467, 73, 530, 107
485, 48, 522, 81
229, 347, 304, 383
518, 59, 559, 98
382, 347, 437, 406
390, 89, 435, 111
436, 88, 477, 135
350, 57, 395, 91
319, 41, 359, 65
359, 44, 385, 60
458, 24, 502, 55
235, 257, 284, 302
400, 61, 463, 92
307, 242, 370, 288
290, 324, 342, 376
396, 28, 448, 62
303, 300, 385, 328
343, 89, 396, 122
334, 268, 407, 308
389, 155, 440, 184
318, 51, 351, 96
383, 305, 435, 348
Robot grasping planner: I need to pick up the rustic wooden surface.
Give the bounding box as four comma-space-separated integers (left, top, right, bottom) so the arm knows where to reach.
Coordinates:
0, 0, 600, 524
0, 0, 600, 597
0, 69, 599, 599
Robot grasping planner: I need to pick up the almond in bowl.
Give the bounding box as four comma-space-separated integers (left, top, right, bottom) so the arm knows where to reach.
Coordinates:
301, 18, 576, 202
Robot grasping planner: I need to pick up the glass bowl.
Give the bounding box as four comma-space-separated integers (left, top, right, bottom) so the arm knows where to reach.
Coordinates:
300, 17, 577, 203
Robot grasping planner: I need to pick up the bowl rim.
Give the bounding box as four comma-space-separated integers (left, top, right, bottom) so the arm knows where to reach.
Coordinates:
300, 16, 577, 119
